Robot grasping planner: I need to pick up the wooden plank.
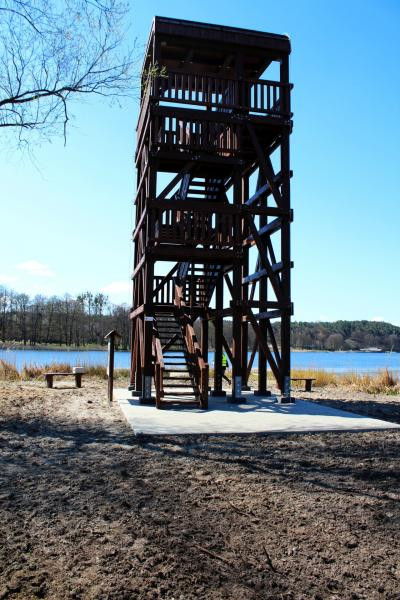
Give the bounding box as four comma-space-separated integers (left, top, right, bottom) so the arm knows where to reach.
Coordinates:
255, 310, 281, 320
245, 218, 282, 244
132, 207, 147, 241
242, 268, 267, 284
243, 206, 290, 217
132, 255, 145, 279
129, 305, 144, 319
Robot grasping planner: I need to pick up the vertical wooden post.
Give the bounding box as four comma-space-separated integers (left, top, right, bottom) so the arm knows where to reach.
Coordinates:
104, 330, 121, 403
201, 316, 209, 362
241, 173, 251, 390
231, 171, 242, 402
211, 273, 225, 397
280, 53, 293, 403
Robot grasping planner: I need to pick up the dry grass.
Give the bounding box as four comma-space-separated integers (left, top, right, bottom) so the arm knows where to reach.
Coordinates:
248, 367, 399, 395
291, 368, 337, 387
0, 360, 130, 382
0, 359, 20, 381
341, 368, 400, 395
0, 359, 398, 394
290, 367, 399, 395
21, 362, 72, 379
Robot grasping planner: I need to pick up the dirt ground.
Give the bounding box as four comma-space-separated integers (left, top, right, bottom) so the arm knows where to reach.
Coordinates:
1, 379, 399, 600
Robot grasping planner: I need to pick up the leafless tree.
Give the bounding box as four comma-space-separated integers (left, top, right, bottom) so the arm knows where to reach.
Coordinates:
0, 0, 136, 145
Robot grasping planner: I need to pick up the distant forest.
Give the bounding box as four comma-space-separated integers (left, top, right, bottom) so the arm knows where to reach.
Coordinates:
0, 288, 131, 349
1, 287, 399, 352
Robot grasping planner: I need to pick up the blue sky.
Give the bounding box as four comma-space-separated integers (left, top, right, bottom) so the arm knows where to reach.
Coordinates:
1, 0, 399, 324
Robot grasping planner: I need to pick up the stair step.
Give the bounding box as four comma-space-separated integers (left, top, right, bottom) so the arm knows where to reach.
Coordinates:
164, 383, 194, 388
164, 362, 189, 366
162, 391, 199, 397
160, 400, 200, 407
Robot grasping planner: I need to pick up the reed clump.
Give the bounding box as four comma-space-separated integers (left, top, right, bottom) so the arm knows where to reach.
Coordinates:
341, 368, 400, 395
0, 359, 20, 380
21, 362, 72, 379
291, 368, 337, 387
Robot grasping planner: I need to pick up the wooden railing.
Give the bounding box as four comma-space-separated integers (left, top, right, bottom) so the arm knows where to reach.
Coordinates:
151, 201, 240, 248
152, 114, 239, 155
145, 71, 291, 116
153, 274, 215, 308
153, 275, 175, 304
174, 284, 208, 409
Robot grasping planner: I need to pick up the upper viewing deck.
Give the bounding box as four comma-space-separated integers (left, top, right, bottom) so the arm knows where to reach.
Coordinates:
137, 17, 293, 156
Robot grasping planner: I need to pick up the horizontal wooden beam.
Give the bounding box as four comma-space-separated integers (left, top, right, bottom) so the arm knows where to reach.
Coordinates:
149, 199, 240, 213
147, 246, 240, 263
205, 307, 234, 321
246, 300, 280, 309
255, 309, 281, 320
242, 206, 290, 217
151, 104, 288, 127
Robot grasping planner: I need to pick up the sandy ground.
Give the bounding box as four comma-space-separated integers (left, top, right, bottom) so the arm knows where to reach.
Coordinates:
1, 378, 400, 599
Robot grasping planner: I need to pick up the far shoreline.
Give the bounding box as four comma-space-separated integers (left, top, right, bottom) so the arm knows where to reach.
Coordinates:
0, 343, 398, 354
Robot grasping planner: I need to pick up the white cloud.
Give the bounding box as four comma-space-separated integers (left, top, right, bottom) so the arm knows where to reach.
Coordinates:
101, 281, 131, 295
17, 260, 54, 277
372, 316, 384, 322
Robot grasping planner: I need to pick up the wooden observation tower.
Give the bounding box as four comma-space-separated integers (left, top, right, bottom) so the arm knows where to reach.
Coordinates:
130, 17, 293, 408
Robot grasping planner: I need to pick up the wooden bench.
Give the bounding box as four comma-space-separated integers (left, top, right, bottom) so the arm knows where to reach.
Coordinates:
291, 377, 316, 392
44, 372, 85, 388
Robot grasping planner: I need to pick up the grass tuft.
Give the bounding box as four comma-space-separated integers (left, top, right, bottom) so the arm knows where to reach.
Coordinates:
341, 368, 399, 395
291, 368, 337, 387
0, 359, 20, 380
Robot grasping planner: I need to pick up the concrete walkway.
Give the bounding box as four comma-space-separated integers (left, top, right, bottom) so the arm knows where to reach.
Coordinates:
115, 389, 400, 436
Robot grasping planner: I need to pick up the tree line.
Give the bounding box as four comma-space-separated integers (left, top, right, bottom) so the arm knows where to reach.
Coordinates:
1, 287, 399, 352
198, 319, 400, 352
0, 287, 130, 349
290, 320, 400, 352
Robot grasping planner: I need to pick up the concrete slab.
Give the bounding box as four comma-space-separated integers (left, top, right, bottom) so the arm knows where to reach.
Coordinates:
115, 389, 400, 436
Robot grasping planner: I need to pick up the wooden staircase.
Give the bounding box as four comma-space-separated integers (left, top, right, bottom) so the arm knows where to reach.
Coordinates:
154, 308, 201, 407
151, 174, 229, 408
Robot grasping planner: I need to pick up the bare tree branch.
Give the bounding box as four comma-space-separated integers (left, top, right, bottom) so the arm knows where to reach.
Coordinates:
0, 0, 139, 146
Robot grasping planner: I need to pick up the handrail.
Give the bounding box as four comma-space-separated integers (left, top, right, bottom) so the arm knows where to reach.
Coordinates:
142, 69, 291, 117
174, 283, 208, 408
153, 320, 164, 408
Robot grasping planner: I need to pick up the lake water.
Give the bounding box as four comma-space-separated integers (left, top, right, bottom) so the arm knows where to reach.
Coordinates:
1, 347, 400, 374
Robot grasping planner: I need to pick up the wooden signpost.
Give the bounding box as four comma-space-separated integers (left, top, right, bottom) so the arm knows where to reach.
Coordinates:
104, 329, 121, 403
